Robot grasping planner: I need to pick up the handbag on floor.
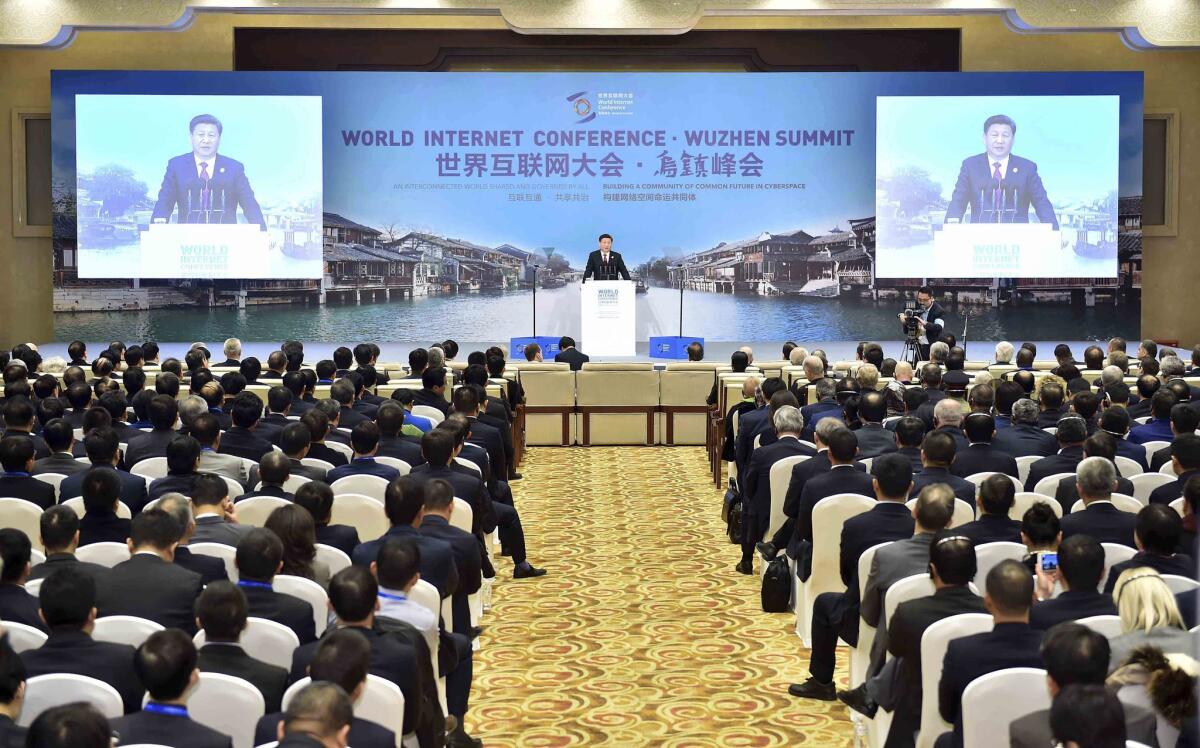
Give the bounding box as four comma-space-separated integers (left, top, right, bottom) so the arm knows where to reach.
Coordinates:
761, 554, 791, 612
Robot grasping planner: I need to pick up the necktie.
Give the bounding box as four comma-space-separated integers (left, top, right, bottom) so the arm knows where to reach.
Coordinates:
199, 161, 211, 213
992, 161, 1002, 219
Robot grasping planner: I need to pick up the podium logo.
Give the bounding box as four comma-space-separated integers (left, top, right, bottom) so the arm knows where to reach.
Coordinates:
597, 288, 618, 305
566, 91, 596, 124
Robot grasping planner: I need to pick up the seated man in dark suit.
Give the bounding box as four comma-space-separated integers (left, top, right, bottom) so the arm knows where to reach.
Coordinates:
294, 481, 359, 559
156, 493, 228, 586
1023, 416, 1088, 492
737, 404, 815, 573
455, 385, 508, 485
30, 418, 87, 477
1102, 504, 1196, 593
855, 391, 898, 459
1059, 456, 1137, 547
21, 567, 143, 713
77, 468, 131, 546
281, 371, 314, 416
0, 629, 26, 746
273, 422, 329, 482
256, 386, 294, 445
935, 560, 1044, 747
100, 509, 204, 634
60, 428, 148, 513
124, 394, 180, 468
374, 402, 425, 471
1009, 624, 1158, 748
97, 391, 141, 444
0, 436, 54, 509
147, 434, 206, 502
255, 633, 395, 748
234, 528, 316, 644
1029, 534, 1115, 629
770, 418, 856, 561
1128, 389, 1177, 445
1053, 431, 1135, 513
189, 473, 253, 546
733, 379, 787, 479
217, 394, 275, 462
110, 629, 233, 748
792, 427, 875, 579
955, 473, 1021, 545
929, 399, 970, 454
910, 430, 976, 504
992, 398, 1058, 458
951, 413, 1019, 479
325, 381, 368, 431
243, 453, 295, 503
418, 478, 482, 635
325, 421, 401, 483
789, 453, 916, 701
1, 398, 49, 460
62, 381, 93, 429
29, 505, 114, 589
799, 378, 841, 444
892, 416, 927, 473
0, 529, 46, 632
1035, 382, 1068, 430
195, 581, 288, 714
412, 367, 451, 417
1149, 432, 1200, 506
553, 336, 590, 371
1146, 403, 1200, 473
299, 410, 348, 468
943, 114, 1057, 228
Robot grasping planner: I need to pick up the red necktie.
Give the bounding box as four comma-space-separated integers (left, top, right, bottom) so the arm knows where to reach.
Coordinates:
992, 161, 1002, 217
199, 162, 211, 212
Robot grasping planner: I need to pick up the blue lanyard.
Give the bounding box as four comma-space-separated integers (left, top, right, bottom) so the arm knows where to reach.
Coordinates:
1, 472, 29, 478
237, 580, 273, 591
378, 591, 407, 603
144, 703, 188, 718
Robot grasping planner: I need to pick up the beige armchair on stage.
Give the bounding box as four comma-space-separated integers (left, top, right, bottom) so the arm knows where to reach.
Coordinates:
580, 280, 636, 357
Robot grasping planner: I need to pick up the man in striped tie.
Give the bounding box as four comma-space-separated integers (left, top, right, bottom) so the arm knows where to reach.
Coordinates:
944, 114, 1058, 229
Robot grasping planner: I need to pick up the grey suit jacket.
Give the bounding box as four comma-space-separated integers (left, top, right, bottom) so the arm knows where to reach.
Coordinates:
190, 515, 254, 546
861, 532, 935, 629
31, 452, 88, 476
198, 450, 249, 484
1009, 703, 1158, 748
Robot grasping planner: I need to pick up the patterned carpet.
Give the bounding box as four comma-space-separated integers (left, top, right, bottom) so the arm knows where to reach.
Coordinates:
470, 446, 856, 746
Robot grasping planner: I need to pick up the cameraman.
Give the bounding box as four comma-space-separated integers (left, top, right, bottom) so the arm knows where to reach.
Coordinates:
896, 286, 946, 359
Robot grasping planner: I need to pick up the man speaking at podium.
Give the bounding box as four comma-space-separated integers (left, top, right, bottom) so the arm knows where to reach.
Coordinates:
582, 233, 631, 282
944, 114, 1058, 229
151, 113, 266, 229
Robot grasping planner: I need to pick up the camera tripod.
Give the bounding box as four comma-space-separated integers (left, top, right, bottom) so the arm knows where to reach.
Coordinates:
900, 332, 923, 369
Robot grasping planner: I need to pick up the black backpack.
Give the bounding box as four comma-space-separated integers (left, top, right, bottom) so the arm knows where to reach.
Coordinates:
722, 480, 742, 545
761, 554, 791, 612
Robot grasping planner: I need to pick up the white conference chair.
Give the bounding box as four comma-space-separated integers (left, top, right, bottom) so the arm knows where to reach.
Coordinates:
1033, 472, 1076, 499
33, 472, 67, 497
796, 493, 875, 645
1118, 683, 1181, 748
1015, 456, 1041, 486
374, 456, 411, 475
1161, 575, 1200, 595
1159, 461, 1178, 476
0, 498, 45, 549
767, 454, 809, 551
1140, 440, 1171, 456
130, 456, 170, 480
1100, 543, 1138, 592
29, 548, 44, 566
1077, 614, 1124, 638
221, 475, 245, 500
3, 622, 47, 653
1114, 455, 1144, 478
60, 497, 133, 520
300, 457, 335, 473
186, 671, 265, 748
315, 544, 352, 576
1009, 492, 1062, 521
961, 668, 1050, 747
274, 574, 329, 638
964, 472, 1022, 494
1170, 497, 1185, 515
407, 579, 446, 714
412, 405, 445, 424
195, 617, 300, 670
1070, 494, 1142, 514
453, 457, 481, 476
188, 542, 240, 582
92, 615, 164, 648
916, 613, 993, 748
20, 673, 123, 726
249, 475, 312, 495
283, 675, 405, 742
234, 496, 291, 527
849, 541, 893, 689
905, 497, 975, 528
23, 579, 42, 598
450, 497, 473, 534
329, 493, 388, 543
330, 474, 389, 503
973, 542, 1027, 591
75, 541, 132, 567
1130, 473, 1174, 504
323, 441, 353, 460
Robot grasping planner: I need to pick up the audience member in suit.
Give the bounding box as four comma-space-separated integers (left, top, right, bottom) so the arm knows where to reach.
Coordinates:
326, 380, 368, 431
1054, 431, 1135, 513
294, 481, 360, 559
374, 402, 426, 470
1, 398, 49, 460
147, 434, 206, 502
909, 430, 976, 504
109, 629, 233, 747
325, 421, 401, 483
0, 436, 55, 509
29, 506, 115, 590
419, 478, 482, 637
281, 371, 314, 416
455, 386, 507, 485
256, 386, 294, 444
991, 398, 1058, 458
60, 428, 148, 513
1106, 566, 1195, 673
934, 560, 1044, 747
239, 454, 296, 503
1102, 504, 1196, 594
553, 336, 590, 371
738, 404, 815, 572
462, 367, 517, 479
156, 493, 229, 586
770, 418, 856, 561
272, 422, 330, 482
254, 636, 396, 748
1059, 456, 1138, 547
30, 418, 87, 476
20, 567, 144, 713
1029, 534, 1116, 629
216, 395, 276, 462
96, 390, 141, 444
61, 380, 93, 429
734, 378, 789, 479
195, 582, 289, 713
1148, 402, 1200, 474
234, 528, 317, 644
123, 394, 181, 467
928, 398, 970, 454
791, 427, 875, 579
1036, 382, 1069, 429
100, 508, 204, 633
854, 391, 898, 459
288, 567, 439, 746
955, 473, 1022, 545
1178, 474, 1200, 557
1008, 623, 1158, 748
892, 416, 927, 474
799, 378, 842, 444
1148, 432, 1200, 506
1023, 415, 1088, 492
720, 378, 759, 463
77, 467, 131, 546
1128, 389, 1177, 445
299, 409, 349, 468
0, 629, 25, 747
0, 529, 46, 632
412, 367, 451, 417
950, 413, 1019, 479
789, 453, 916, 701
186, 411, 249, 485
187, 473, 253, 546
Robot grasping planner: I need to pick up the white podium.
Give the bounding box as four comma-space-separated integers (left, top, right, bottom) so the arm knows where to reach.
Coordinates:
932, 223, 1064, 278
581, 280, 636, 356
138, 224, 270, 279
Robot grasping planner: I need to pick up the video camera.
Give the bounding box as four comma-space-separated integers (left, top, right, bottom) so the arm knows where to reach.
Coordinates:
901, 301, 921, 338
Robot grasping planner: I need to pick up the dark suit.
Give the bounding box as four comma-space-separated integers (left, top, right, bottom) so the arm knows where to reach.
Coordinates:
198, 642, 289, 713
191, 514, 253, 547
315, 523, 360, 558
1054, 472, 1134, 514
0, 473, 54, 509
306, 442, 348, 467
335, 405, 370, 429
125, 428, 178, 467
886, 586, 988, 747
1029, 589, 1117, 630
256, 413, 291, 444
147, 471, 202, 503
217, 426, 274, 462
949, 444, 1019, 479
793, 464, 875, 578
944, 153, 1057, 228
1036, 405, 1068, 430
0, 715, 23, 748
741, 437, 815, 558
411, 389, 450, 416
60, 465, 148, 514
376, 435, 424, 470
0, 585, 46, 632
582, 249, 631, 281
21, 629, 144, 713
1148, 469, 1200, 506
799, 399, 843, 443
1103, 551, 1196, 594
111, 706, 233, 748
238, 484, 293, 502
326, 458, 400, 484
420, 514, 481, 644
31, 452, 87, 476
937, 623, 1044, 748
352, 525, 459, 600
732, 405, 770, 478
174, 545, 228, 586
255, 714, 395, 748
466, 417, 507, 484
1010, 704, 1159, 748
932, 426, 969, 455
856, 424, 899, 459
554, 347, 590, 371
896, 446, 924, 474
1059, 501, 1137, 547
1116, 438, 1151, 473
0, 431, 48, 460
1023, 446, 1084, 492
954, 514, 1022, 546
991, 424, 1058, 458
238, 580, 317, 645
99, 553, 204, 634
910, 466, 976, 505
28, 553, 114, 590
151, 152, 265, 229
78, 511, 131, 546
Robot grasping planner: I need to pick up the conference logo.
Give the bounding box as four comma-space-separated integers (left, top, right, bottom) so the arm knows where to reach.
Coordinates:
566, 91, 596, 124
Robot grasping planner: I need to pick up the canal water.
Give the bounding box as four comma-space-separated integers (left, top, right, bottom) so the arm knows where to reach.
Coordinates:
54, 283, 1138, 343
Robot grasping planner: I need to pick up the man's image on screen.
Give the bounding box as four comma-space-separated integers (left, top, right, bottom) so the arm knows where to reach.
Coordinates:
582, 233, 631, 282
944, 114, 1058, 230
897, 286, 945, 357
151, 113, 266, 229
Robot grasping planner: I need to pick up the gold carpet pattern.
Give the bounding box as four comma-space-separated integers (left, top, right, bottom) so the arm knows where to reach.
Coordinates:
470, 446, 855, 746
